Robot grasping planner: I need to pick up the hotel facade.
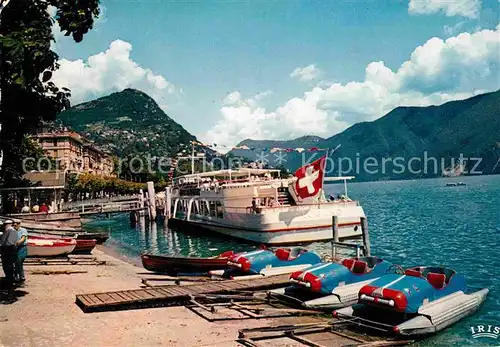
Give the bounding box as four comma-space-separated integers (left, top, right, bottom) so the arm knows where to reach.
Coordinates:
33, 130, 114, 176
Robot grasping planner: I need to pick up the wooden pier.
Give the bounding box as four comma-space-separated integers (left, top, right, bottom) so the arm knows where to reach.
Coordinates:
76, 274, 290, 313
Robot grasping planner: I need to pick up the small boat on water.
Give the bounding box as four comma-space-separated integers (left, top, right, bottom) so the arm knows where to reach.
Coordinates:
29, 235, 97, 254
224, 247, 321, 277
27, 238, 77, 257
334, 266, 488, 336
141, 251, 235, 275
446, 182, 467, 187
269, 256, 395, 309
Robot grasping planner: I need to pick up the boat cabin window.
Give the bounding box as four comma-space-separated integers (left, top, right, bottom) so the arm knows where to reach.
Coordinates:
209, 201, 216, 217
216, 201, 223, 218
192, 201, 200, 215
180, 200, 188, 212
200, 201, 210, 216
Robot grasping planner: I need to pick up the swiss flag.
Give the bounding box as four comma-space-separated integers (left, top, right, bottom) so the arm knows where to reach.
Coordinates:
293, 155, 326, 199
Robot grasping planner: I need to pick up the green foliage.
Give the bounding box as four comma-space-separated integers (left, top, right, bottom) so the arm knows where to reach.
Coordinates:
0, 137, 55, 187
66, 172, 146, 198
56, 88, 220, 184
57, 89, 199, 158
0, 0, 100, 186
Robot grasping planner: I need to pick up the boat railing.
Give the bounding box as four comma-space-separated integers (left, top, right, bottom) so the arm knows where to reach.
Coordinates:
223, 200, 359, 214
61, 194, 140, 211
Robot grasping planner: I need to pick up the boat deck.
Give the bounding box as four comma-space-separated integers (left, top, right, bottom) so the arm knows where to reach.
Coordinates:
76, 274, 290, 313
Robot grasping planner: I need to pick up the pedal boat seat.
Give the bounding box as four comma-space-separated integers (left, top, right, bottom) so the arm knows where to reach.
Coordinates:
427, 272, 447, 289
275, 248, 292, 261
342, 258, 356, 270
352, 260, 369, 274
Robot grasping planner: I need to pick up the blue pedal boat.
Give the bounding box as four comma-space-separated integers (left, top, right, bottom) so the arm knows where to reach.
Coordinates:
334, 266, 489, 336
226, 247, 321, 276
269, 256, 396, 309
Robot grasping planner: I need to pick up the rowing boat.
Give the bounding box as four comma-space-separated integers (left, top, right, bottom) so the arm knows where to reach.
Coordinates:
27, 238, 77, 257
141, 251, 235, 275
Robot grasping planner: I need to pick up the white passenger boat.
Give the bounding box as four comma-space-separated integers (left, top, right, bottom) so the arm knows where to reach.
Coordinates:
168, 155, 366, 245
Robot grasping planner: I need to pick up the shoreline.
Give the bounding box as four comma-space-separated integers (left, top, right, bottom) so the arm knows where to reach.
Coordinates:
1, 247, 323, 347
96, 243, 143, 268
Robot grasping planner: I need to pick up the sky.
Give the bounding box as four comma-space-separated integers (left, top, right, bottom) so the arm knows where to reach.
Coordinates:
51, 0, 500, 150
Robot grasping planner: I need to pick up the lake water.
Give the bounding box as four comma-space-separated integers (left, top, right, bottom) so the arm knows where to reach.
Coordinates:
84, 175, 500, 347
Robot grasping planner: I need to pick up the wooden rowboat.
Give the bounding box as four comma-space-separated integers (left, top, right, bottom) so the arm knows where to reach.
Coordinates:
71, 239, 98, 254
29, 235, 97, 254
30, 230, 109, 244
141, 251, 235, 275
27, 238, 77, 257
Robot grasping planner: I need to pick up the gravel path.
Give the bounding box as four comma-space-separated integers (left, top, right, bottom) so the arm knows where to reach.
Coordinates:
0, 249, 313, 347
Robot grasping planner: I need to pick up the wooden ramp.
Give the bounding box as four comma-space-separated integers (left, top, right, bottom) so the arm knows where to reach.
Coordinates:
76, 274, 290, 313
237, 322, 412, 347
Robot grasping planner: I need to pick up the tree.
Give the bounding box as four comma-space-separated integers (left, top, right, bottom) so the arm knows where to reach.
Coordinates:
0, 0, 100, 186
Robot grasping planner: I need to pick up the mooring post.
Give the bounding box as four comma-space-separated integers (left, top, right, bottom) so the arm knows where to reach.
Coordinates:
147, 181, 157, 221
332, 215, 339, 260
361, 217, 371, 256
165, 186, 172, 219
138, 189, 145, 217
139, 189, 144, 208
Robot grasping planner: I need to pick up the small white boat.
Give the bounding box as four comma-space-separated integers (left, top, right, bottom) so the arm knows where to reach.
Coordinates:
27, 238, 77, 257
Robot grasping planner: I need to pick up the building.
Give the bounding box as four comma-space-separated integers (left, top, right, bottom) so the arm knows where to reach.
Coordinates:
33, 130, 114, 176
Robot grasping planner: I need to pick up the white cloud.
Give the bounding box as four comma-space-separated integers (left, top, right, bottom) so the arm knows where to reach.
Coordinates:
203, 25, 500, 148
443, 21, 467, 36
52, 40, 175, 107
290, 64, 321, 81
408, 0, 481, 18
222, 91, 243, 106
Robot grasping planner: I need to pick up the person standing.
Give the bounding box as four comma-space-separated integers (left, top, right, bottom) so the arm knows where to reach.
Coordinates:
0, 220, 17, 302
13, 219, 27, 284
39, 203, 48, 213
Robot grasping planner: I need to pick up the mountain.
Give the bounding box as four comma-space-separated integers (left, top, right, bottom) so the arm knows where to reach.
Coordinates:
232, 90, 500, 180
57, 89, 209, 158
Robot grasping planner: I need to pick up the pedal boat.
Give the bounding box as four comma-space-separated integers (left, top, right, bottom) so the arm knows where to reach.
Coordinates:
224, 247, 321, 277
269, 256, 394, 309
333, 266, 489, 336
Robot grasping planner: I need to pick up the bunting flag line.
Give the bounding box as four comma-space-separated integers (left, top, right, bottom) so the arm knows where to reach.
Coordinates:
182, 141, 333, 152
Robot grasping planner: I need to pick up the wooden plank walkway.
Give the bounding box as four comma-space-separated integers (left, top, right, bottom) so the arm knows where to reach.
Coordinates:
76, 274, 290, 313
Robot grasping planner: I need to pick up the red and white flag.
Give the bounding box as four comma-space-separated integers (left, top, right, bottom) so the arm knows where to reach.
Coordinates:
293, 155, 326, 200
